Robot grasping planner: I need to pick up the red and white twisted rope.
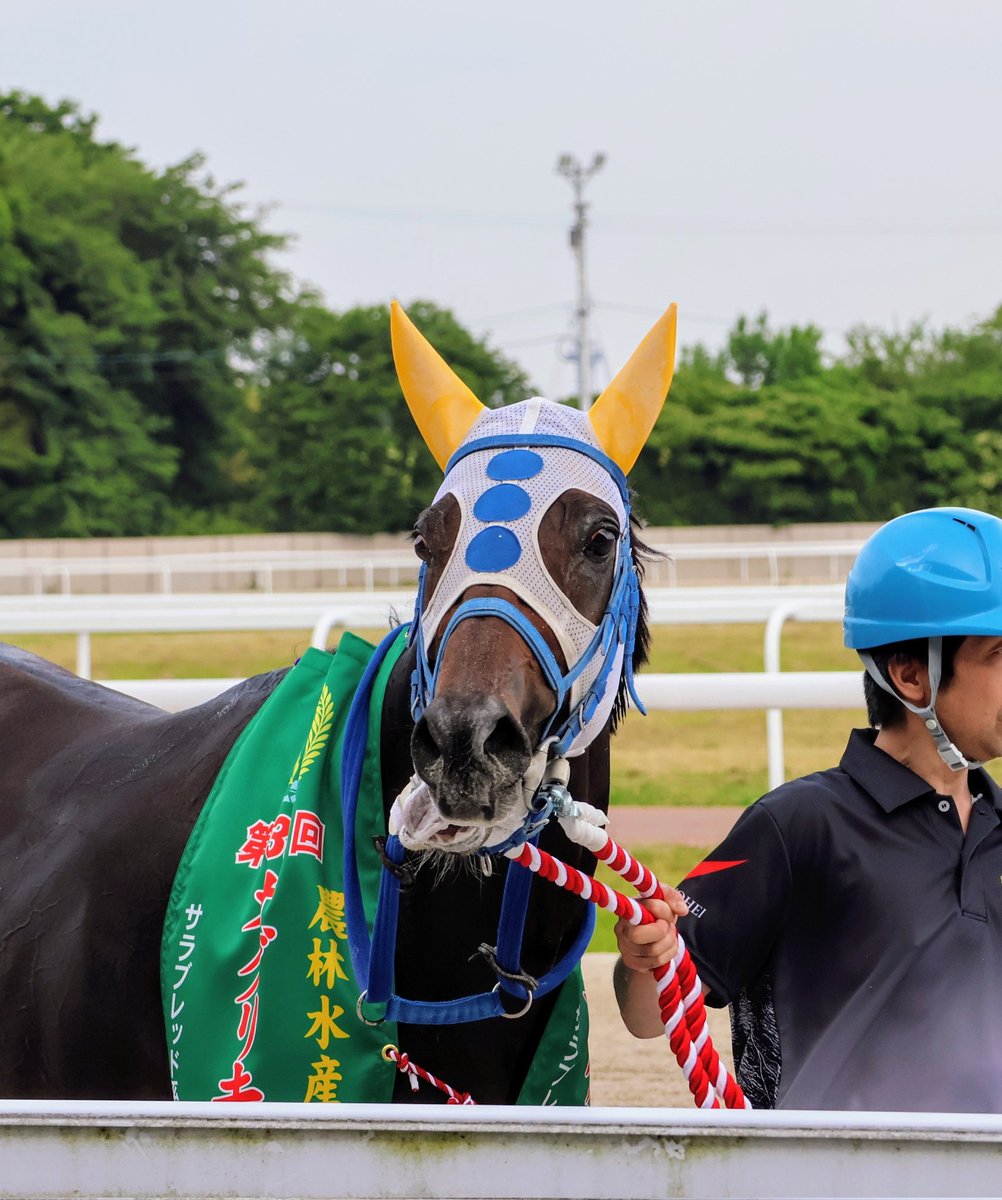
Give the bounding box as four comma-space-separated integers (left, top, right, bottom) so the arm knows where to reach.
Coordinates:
505, 808, 750, 1110
381, 1044, 476, 1105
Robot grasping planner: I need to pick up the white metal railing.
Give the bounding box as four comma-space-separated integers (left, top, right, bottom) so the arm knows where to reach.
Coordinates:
0, 591, 416, 677
651, 538, 862, 586
0, 549, 422, 595
2, 1101, 1001, 1199
0, 586, 857, 784
0, 539, 863, 594
763, 599, 848, 788
107, 669, 864, 793
110, 670, 863, 714
0, 584, 844, 676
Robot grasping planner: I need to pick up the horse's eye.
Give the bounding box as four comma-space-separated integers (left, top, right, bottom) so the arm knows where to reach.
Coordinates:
413, 533, 431, 562
584, 528, 617, 561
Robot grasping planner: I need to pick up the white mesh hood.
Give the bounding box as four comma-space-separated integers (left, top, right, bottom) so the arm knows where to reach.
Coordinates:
417, 398, 630, 755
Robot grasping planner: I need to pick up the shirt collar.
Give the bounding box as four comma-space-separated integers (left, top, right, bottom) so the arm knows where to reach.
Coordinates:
841, 727, 1002, 814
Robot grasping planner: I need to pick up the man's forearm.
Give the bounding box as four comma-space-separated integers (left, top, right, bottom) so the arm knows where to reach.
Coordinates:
613, 954, 667, 1039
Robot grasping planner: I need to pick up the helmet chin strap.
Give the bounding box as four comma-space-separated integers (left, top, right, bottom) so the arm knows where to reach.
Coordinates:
860, 637, 980, 773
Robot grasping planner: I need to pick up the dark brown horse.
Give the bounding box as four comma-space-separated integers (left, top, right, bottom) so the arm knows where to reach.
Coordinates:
0, 301, 676, 1103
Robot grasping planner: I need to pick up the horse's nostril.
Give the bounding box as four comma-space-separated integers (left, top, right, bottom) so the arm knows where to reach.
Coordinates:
411, 714, 446, 781
483, 711, 531, 774
411, 695, 531, 786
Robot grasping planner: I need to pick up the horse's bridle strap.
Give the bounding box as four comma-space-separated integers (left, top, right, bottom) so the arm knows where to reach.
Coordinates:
359, 831, 595, 1025
341, 625, 595, 1025
445, 432, 629, 506
430, 597, 568, 710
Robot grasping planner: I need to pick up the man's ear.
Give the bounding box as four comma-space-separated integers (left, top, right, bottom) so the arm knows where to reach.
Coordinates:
885, 655, 932, 708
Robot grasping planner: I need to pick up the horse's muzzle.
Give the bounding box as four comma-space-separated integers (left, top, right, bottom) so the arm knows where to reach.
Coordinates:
411, 693, 532, 823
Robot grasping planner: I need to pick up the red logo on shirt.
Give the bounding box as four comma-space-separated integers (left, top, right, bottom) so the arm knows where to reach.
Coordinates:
683, 859, 747, 881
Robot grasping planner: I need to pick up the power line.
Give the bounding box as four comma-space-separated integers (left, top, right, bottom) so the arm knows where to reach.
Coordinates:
275, 198, 1002, 239
472, 302, 571, 325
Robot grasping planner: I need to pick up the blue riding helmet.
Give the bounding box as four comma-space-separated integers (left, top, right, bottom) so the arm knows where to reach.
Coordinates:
844, 506, 1002, 772
844, 507, 1002, 650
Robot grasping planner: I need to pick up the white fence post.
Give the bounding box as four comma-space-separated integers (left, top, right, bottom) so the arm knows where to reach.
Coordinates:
75, 632, 92, 680
763, 601, 797, 791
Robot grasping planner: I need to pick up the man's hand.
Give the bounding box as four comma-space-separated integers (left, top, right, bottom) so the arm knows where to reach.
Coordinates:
612, 891, 688, 1039
614, 893, 688, 972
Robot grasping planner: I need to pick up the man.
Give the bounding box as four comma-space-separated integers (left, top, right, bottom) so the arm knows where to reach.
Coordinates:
614, 506, 1002, 1110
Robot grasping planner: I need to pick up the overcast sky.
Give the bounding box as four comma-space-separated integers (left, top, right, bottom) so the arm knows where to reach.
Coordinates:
4, 0, 1001, 397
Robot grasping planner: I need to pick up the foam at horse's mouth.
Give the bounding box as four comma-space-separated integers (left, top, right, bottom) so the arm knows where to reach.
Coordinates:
389, 775, 521, 854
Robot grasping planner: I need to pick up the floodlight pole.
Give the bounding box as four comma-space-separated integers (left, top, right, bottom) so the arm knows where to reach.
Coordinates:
556, 152, 606, 410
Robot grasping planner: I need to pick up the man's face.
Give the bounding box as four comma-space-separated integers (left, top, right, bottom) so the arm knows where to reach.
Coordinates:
936, 636, 1002, 765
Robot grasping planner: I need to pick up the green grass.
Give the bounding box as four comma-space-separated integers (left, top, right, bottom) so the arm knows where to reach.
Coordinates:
10, 620, 996, 806
611, 619, 866, 806
6, 627, 391, 680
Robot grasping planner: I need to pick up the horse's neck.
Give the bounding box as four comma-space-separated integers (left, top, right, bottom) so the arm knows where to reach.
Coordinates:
567, 730, 611, 816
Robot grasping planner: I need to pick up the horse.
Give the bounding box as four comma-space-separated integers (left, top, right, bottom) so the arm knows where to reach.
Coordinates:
0, 300, 677, 1105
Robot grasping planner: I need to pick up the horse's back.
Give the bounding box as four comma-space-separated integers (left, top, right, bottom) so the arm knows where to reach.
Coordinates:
0, 643, 285, 1098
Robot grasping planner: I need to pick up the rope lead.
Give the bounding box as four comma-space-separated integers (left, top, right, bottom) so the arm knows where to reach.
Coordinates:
506, 820, 751, 1110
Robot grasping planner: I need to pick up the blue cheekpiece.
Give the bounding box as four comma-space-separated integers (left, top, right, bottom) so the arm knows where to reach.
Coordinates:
843, 507, 1002, 650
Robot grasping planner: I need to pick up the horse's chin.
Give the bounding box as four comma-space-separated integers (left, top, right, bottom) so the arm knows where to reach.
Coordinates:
390, 775, 527, 856
414, 823, 490, 855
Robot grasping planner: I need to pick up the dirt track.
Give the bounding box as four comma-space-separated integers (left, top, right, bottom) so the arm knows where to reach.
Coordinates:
582, 953, 734, 1108
578, 807, 741, 1108
605, 805, 743, 849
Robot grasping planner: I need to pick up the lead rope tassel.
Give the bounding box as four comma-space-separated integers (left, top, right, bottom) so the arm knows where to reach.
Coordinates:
381, 1044, 476, 1105
506, 772, 750, 1110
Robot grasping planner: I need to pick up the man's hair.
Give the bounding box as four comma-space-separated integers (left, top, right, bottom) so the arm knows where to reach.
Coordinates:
862, 636, 966, 729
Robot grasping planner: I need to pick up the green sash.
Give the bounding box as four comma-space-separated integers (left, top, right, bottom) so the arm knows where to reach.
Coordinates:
161, 631, 589, 1105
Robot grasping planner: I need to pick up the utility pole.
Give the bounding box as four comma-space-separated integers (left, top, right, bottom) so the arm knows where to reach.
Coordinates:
556, 152, 605, 410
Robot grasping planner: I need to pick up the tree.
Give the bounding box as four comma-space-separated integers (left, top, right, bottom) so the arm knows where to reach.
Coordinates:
725, 312, 824, 387
632, 313, 987, 528
245, 302, 533, 533
0, 91, 292, 536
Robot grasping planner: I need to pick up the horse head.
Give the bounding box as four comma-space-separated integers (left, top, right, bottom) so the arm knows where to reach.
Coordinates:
389, 301, 677, 853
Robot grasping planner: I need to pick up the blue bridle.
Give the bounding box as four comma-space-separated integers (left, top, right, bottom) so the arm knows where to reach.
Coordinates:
342, 430, 646, 1024
409, 432, 647, 758
340, 624, 596, 1024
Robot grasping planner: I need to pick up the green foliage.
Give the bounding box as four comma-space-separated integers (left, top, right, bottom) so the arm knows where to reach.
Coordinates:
726, 311, 824, 386
0, 90, 291, 535
244, 301, 532, 533
633, 307, 1002, 527
2, 90, 1002, 536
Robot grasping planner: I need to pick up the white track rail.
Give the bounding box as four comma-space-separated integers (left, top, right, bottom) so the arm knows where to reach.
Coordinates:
0, 539, 864, 594
0, 584, 844, 675
2, 1102, 1000, 1199
0, 585, 855, 783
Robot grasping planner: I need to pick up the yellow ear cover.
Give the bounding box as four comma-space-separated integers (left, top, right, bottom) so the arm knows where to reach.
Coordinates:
390, 301, 485, 471
588, 303, 677, 474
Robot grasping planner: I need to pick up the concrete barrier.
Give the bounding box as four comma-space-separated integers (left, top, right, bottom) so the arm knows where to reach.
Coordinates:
2, 1101, 1000, 1199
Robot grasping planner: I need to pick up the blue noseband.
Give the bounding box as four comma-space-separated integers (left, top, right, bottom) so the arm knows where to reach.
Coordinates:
409, 431, 646, 758
342, 430, 645, 1025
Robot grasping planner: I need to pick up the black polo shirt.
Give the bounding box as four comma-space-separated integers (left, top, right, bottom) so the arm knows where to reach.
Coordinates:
678, 728, 1002, 1111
